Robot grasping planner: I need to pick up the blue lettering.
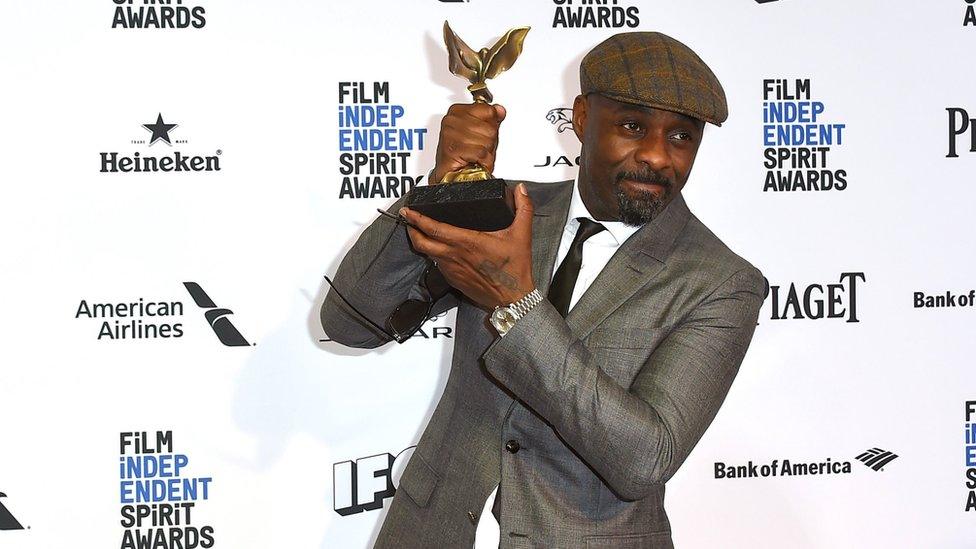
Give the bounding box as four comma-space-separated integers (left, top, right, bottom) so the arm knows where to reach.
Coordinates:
337, 105, 407, 128
119, 478, 215, 503
763, 123, 845, 146
338, 128, 427, 151
118, 454, 190, 478
763, 101, 826, 124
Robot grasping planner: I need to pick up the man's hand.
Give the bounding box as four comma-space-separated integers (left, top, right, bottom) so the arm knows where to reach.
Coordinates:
432, 103, 506, 184
400, 184, 534, 310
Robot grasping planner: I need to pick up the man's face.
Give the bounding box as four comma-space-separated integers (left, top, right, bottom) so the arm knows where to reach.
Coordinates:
572, 93, 705, 226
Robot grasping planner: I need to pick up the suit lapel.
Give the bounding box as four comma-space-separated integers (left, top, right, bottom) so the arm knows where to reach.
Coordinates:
566, 192, 692, 339
522, 180, 574, 296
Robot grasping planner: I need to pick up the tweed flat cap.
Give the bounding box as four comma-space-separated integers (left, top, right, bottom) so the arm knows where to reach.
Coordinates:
580, 32, 728, 126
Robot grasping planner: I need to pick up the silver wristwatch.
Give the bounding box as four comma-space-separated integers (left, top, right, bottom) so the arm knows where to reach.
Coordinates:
490, 289, 543, 337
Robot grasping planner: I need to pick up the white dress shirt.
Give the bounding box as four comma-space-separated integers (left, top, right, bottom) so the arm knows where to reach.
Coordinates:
474, 180, 640, 547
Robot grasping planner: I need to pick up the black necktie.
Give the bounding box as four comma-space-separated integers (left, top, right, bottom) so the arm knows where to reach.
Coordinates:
547, 217, 606, 317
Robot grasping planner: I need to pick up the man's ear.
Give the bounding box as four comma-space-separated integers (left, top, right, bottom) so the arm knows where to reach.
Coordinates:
572, 94, 587, 142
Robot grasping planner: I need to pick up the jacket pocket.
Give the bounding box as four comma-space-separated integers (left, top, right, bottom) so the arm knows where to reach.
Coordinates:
583, 531, 673, 549
396, 452, 440, 508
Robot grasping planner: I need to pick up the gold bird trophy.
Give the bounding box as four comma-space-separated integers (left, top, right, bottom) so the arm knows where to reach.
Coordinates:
406, 21, 530, 231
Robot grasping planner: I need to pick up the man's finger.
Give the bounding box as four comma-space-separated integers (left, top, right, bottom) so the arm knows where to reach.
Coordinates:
441, 118, 500, 144
406, 225, 454, 258
444, 143, 496, 174
509, 183, 534, 237
400, 207, 473, 244
449, 102, 505, 124
493, 104, 507, 122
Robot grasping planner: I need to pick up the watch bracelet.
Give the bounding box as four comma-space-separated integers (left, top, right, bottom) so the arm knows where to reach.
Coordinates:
511, 289, 543, 319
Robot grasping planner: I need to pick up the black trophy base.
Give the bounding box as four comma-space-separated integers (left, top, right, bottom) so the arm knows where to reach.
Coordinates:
406, 179, 515, 231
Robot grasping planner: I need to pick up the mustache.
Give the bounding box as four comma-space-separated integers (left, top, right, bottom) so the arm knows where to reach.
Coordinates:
615, 169, 672, 187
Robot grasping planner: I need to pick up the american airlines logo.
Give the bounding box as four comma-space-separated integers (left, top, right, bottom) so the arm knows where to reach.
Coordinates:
183, 282, 251, 347
0, 493, 24, 531
855, 448, 898, 472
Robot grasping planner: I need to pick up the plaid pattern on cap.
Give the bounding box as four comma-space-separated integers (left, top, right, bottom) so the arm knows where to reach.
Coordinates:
580, 32, 728, 126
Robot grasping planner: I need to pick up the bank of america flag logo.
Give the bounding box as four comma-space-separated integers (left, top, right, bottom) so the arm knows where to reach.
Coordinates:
855, 448, 898, 471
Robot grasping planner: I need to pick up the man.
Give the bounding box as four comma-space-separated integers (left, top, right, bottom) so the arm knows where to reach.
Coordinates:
321, 32, 765, 548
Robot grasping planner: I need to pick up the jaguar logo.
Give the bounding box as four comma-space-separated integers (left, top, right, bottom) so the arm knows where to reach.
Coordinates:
546, 108, 574, 133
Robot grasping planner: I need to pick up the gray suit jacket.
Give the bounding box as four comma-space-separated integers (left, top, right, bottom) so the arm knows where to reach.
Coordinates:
321, 179, 765, 549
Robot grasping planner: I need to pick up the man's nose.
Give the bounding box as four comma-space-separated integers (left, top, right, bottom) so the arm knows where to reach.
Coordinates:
633, 133, 671, 171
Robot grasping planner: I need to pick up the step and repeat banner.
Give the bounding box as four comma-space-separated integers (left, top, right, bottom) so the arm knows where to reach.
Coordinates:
1, 0, 974, 547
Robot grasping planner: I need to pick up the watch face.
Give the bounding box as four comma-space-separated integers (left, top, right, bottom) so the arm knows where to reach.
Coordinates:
491, 307, 516, 334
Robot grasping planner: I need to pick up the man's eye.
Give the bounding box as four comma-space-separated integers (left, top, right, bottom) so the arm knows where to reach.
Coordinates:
670, 131, 692, 141
622, 122, 642, 132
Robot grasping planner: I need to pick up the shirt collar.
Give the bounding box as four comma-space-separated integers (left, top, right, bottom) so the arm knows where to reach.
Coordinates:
568, 177, 642, 247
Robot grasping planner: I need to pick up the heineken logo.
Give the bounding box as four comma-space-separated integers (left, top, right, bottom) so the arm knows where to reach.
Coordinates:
99, 113, 222, 174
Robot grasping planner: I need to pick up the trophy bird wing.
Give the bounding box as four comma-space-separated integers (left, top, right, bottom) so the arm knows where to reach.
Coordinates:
483, 26, 530, 80
443, 21, 482, 81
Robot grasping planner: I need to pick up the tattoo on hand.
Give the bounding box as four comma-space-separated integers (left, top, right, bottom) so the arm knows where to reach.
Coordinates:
477, 259, 523, 292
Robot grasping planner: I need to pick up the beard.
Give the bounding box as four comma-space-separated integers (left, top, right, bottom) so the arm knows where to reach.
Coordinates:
613, 168, 674, 226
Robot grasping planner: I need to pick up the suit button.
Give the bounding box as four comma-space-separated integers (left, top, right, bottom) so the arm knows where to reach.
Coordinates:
467, 510, 477, 524
505, 440, 520, 453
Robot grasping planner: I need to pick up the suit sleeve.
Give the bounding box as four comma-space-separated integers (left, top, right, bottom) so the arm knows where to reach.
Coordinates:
481, 266, 765, 501
320, 194, 458, 349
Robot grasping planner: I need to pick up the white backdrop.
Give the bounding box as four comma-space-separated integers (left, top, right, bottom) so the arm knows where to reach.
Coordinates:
1, 0, 975, 548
